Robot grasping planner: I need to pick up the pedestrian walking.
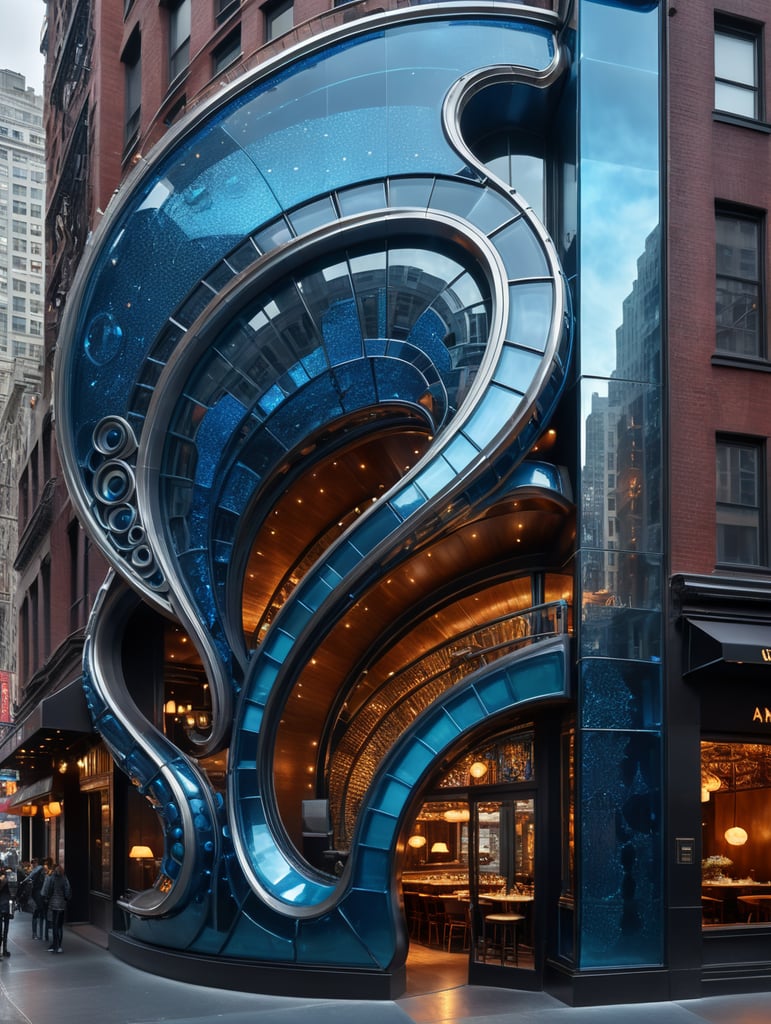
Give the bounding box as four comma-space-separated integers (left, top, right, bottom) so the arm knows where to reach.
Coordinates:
41, 864, 70, 954
0, 867, 14, 957
26, 860, 46, 939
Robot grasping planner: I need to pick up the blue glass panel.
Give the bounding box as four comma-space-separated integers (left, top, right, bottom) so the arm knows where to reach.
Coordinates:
465, 188, 516, 234
464, 384, 519, 450
494, 344, 542, 392
388, 177, 434, 209
442, 433, 480, 473
289, 195, 337, 236
351, 846, 392, 893
389, 741, 434, 785
194, 396, 247, 487
580, 729, 662, 968
413, 714, 461, 752
361, 808, 398, 848
391, 484, 425, 519
322, 298, 363, 363
507, 281, 553, 352
581, 658, 661, 731
473, 675, 513, 713
373, 776, 412, 817
414, 456, 455, 499
347, 504, 401, 556
491, 217, 549, 280
334, 359, 379, 412
338, 182, 388, 216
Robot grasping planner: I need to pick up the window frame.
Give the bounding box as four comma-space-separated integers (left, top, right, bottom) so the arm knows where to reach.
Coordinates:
264, 0, 293, 42
212, 26, 242, 76
122, 28, 142, 149
716, 435, 768, 569
715, 205, 765, 361
168, 0, 191, 87
714, 16, 764, 123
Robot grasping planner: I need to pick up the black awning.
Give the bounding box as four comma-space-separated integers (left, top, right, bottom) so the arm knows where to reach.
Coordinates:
685, 618, 771, 676
0, 678, 93, 770
8, 776, 54, 810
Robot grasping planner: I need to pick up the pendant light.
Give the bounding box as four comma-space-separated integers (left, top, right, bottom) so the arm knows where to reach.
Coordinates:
724, 761, 748, 847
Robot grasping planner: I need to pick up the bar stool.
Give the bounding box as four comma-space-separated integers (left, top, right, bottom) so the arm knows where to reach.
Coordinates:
482, 912, 524, 965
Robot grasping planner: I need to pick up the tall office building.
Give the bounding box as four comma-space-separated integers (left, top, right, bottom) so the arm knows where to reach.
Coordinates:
1, 0, 771, 1010
0, 70, 44, 774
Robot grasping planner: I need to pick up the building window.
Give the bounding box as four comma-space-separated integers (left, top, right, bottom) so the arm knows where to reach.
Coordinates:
216, 0, 240, 24
716, 437, 765, 566
212, 27, 241, 76
265, 0, 293, 41
169, 0, 191, 84
716, 209, 763, 358
715, 19, 761, 120
123, 29, 142, 147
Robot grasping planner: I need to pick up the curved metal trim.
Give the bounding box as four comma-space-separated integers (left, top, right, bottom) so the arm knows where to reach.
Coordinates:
85, 572, 220, 919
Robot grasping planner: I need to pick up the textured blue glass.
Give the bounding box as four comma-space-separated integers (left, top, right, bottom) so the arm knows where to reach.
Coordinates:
581, 658, 661, 731
579, 729, 662, 968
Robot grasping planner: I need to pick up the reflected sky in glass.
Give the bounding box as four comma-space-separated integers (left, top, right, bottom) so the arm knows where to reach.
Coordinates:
579, 1, 660, 382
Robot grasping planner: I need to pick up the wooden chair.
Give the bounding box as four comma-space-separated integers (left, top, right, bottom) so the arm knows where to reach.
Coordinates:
442, 897, 470, 951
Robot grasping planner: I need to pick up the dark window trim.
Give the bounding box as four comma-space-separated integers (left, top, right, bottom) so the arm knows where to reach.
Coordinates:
715, 203, 766, 360
714, 13, 764, 122
716, 433, 768, 570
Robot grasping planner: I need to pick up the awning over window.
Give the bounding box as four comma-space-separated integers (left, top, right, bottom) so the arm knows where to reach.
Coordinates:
0, 678, 93, 771
8, 776, 54, 810
685, 618, 771, 676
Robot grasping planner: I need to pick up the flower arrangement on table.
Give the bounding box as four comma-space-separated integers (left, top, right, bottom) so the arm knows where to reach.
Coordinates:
702, 855, 733, 881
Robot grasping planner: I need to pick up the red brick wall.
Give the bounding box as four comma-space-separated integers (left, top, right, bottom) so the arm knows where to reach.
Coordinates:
667, 1, 771, 576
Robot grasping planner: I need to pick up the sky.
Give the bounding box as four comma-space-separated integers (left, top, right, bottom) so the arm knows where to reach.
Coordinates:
0, 1, 45, 95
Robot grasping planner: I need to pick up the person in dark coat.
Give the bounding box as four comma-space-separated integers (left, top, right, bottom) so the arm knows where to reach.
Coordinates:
26, 859, 46, 939
41, 864, 70, 954
0, 868, 13, 957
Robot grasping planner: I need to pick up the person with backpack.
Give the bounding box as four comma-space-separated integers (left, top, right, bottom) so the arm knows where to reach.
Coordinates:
41, 864, 70, 954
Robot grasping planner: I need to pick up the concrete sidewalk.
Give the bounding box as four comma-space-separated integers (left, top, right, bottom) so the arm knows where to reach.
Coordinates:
0, 919, 767, 1024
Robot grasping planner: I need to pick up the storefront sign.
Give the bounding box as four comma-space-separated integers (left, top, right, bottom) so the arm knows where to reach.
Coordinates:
0, 672, 10, 725
761, 648, 771, 662
753, 707, 771, 724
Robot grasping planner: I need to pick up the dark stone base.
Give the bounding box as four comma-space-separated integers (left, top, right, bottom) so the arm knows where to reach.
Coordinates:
108, 931, 406, 999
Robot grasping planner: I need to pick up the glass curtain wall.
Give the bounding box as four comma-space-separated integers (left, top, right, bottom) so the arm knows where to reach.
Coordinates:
576, 0, 663, 969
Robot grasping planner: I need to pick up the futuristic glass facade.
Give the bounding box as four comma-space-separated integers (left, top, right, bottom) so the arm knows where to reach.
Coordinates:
53, 0, 663, 996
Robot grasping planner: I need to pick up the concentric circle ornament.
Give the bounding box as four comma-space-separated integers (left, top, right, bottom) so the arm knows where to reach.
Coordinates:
55, 5, 573, 975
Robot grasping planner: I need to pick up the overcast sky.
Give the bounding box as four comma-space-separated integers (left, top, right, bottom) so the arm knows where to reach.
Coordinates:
0, 1, 45, 95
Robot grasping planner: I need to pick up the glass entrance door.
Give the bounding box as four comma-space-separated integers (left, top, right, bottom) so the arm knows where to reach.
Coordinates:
469, 795, 537, 986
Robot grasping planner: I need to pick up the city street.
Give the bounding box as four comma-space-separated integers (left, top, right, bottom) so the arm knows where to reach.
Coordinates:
0, 921, 765, 1024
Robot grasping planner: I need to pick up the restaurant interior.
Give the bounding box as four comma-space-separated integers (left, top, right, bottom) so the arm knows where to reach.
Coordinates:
701, 740, 771, 925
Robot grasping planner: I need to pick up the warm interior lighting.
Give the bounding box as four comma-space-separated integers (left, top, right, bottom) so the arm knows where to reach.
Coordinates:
129, 845, 155, 860
703, 773, 721, 793
701, 785, 710, 803
407, 834, 426, 849
469, 761, 488, 779
45, 801, 62, 817
21, 805, 36, 816
724, 762, 748, 847
724, 826, 749, 847
430, 841, 449, 855
164, 700, 176, 714
444, 808, 470, 822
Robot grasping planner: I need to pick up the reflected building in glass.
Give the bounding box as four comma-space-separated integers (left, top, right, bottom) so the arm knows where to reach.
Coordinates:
3, 0, 771, 1010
